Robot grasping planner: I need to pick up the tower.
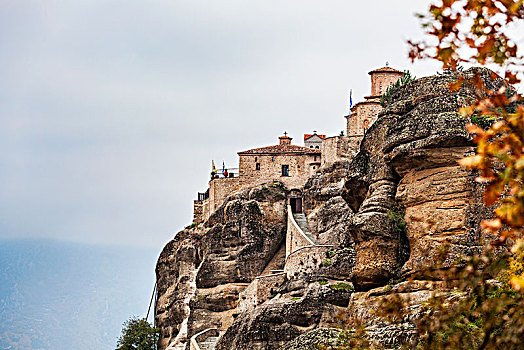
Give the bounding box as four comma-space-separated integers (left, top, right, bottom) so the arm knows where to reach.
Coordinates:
279, 132, 292, 145
346, 65, 403, 136
368, 65, 404, 97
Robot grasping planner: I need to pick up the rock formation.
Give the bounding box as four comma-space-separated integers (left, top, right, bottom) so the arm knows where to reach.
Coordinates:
155, 68, 511, 350
155, 183, 288, 349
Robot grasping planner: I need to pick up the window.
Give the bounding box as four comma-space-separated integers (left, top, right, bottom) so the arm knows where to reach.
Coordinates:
256, 163, 260, 170
314, 155, 317, 161
272, 157, 275, 162
315, 145, 319, 149
254, 157, 257, 162
281, 165, 289, 176
310, 145, 313, 148
313, 166, 316, 170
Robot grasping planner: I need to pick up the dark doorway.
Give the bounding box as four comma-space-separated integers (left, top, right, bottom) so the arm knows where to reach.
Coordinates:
289, 197, 302, 213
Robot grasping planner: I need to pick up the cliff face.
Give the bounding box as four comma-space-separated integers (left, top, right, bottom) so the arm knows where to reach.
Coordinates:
345, 67, 505, 290
155, 183, 287, 349
155, 68, 509, 350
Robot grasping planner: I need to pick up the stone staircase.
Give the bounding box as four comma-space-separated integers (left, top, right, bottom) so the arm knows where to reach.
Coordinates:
198, 335, 219, 350
190, 328, 220, 350
292, 213, 316, 243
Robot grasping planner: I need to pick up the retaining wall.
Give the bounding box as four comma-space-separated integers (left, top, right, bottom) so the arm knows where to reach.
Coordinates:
284, 245, 335, 279
237, 272, 286, 313
321, 135, 362, 167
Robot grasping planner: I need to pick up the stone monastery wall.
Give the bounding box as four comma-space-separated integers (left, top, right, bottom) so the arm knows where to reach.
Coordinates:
321, 135, 362, 166
237, 272, 286, 313
372, 71, 402, 95
209, 177, 241, 214
349, 102, 382, 135
239, 153, 320, 190
285, 245, 334, 279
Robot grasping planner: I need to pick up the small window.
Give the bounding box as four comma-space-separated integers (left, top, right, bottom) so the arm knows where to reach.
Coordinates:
314, 155, 317, 161
254, 157, 257, 162
272, 157, 275, 162
282, 165, 289, 176
315, 146, 319, 149
256, 163, 260, 170
313, 166, 316, 170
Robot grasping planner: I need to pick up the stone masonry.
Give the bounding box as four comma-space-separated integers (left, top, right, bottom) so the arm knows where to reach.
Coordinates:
193, 134, 322, 223
346, 66, 403, 136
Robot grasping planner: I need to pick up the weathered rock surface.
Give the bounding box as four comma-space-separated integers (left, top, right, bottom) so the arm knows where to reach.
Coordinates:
216, 278, 353, 350
155, 68, 509, 350
345, 67, 508, 290
279, 280, 446, 350
155, 182, 287, 349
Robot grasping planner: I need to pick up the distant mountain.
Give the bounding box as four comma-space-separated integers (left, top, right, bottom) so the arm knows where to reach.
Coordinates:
0, 239, 160, 350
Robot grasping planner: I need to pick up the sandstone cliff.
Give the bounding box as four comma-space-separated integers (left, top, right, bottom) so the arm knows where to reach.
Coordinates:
156, 183, 288, 349
155, 68, 510, 350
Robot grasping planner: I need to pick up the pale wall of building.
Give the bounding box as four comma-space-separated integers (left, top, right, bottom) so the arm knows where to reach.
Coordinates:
348, 102, 382, 135
208, 177, 242, 213
321, 135, 362, 167
371, 71, 403, 96
239, 153, 320, 189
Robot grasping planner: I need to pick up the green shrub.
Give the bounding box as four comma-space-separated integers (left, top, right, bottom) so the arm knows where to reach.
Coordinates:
387, 202, 406, 235
116, 317, 159, 350
470, 114, 496, 129
330, 282, 354, 291
379, 70, 416, 107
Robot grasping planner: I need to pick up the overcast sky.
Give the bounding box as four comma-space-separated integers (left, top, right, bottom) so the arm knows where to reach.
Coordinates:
1, 1, 520, 249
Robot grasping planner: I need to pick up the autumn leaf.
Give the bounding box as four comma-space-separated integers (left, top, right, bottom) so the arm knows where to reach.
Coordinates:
458, 154, 483, 168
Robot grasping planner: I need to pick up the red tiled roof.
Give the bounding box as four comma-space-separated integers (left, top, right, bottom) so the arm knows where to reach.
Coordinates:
368, 66, 403, 75
304, 134, 326, 141
238, 144, 321, 155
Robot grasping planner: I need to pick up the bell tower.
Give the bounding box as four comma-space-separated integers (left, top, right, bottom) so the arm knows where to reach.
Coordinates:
368, 63, 404, 98
279, 132, 292, 145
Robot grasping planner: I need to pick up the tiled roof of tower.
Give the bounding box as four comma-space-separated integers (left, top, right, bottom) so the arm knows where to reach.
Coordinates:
304, 134, 326, 140
368, 66, 403, 75
238, 144, 321, 155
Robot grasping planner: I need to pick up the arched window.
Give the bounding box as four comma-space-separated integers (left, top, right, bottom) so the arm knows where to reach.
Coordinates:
315, 145, 319, 149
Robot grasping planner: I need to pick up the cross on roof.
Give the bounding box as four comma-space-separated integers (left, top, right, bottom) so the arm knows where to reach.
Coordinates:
283, 131, 288, 136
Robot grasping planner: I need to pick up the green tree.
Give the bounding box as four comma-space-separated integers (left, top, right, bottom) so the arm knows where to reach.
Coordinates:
116, 317, 159, 350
